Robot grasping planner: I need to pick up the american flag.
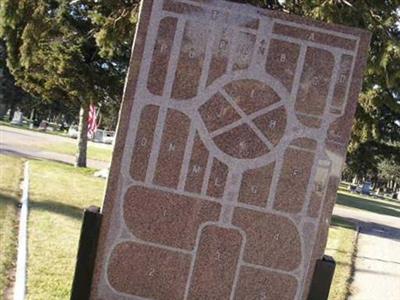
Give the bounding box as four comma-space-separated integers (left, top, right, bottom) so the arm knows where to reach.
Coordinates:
88, 104, 98, 139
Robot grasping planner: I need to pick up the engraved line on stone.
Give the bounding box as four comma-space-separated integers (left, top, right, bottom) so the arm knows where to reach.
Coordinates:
123, 237, 194, 256
235, 200, 299, 225
250, 17, 274, 68
289, 144, 316, 154
226, 27, 240, 72
198, 23, 218, 91
330, 55, 354, 111
297, 53, 341, 298
229, 225, 248, 300
266, 44, 307, 210
219, 89, 274, 150
210, 98, 284, 139
119, 0, 167, 182
334, 39, 360, 117
299, 53, 340, 250
183, 221, 220, 299
295, 111, 323, 119
145, 18, 185, 182
178, 122, 196, 191
201, 154, 214, 195
220, 169, 234, 224
164, 17, 186, 98
146, 106, 167, 183
274, 19, 360, 41
128, 177, 221, 204
178, 0, 359, 41
241, 262, 300, 278
270, 33, 356, 56
162, 10, 258, 40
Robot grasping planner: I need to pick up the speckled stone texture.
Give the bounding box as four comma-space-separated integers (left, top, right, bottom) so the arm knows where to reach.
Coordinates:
90, 0, 370, 299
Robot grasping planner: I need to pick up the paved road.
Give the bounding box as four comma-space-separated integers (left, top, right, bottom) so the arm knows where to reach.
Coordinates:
333, 205, 400, 228
0, 125, 110, 169
349, 225, 400, 300
333, 205, 400, 300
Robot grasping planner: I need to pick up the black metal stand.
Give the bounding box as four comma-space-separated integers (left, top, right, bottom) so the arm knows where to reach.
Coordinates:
307, 255, 336, 300
70, 206, 102, 300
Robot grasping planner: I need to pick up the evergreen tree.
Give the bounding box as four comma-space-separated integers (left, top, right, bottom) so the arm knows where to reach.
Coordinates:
0, 0, 125, 167
1, 0, 399, 172
91, 0, 400, 177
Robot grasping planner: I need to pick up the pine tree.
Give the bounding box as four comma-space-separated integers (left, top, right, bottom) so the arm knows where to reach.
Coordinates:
0, 0, 125, 167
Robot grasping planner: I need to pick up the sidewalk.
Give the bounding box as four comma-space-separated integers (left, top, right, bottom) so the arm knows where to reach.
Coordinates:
333, 205, 400, 300
349, 225, 400, 300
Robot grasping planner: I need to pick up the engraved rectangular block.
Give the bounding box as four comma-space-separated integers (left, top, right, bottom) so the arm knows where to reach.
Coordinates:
130, 105, 159, 181
172, 20, 208, 100
188, 225, 242, 299
273, 23, 357, 50
90, 0, 370, 299
238, 162, 275, 207
153, 109, 190, 188
107, 242, 191, 299
265, 39, 300, 91
147, 17, 177, 96
184, 133, 209, 193
234, 266, 298, 300
274, 147, 315, 213
295, 47, 334, 117
123, 186, 221, 250
207, 158, 228, 198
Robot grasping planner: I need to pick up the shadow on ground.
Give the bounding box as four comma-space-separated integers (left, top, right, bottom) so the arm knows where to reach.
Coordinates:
0, 192, 84, 221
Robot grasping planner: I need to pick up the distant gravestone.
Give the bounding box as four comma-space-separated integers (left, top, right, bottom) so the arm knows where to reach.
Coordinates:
10, 111, 23, 125
90, 0, 370, 299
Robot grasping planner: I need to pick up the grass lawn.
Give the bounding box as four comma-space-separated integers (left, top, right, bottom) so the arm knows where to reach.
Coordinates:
27, 160, 104, 300
336, 190, 400, 218
326, 216, 357, 300
38, 142, 113, 163
0, 158, 364, 299
0, 120, 67, 137
0, 155, 23, 298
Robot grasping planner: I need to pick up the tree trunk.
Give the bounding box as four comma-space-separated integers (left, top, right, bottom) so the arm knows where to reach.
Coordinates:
8, 104, 15, 121
75, 103, 89, 168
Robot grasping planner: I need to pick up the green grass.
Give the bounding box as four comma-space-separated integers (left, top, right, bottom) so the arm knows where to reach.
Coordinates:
27, 160, 104, 300
0, 155, 23, 298
0, 120, 67, 137
336, 190, 400, 218
39, 142, 112, 162
327, 216, 357, 300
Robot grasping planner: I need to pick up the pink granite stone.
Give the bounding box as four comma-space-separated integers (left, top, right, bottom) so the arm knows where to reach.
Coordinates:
90, 0, 370, 299
238, 162, 275, 207
232, 207, 302, 271
234, 266, 298, 300
187, 225, 242, 299
274, 147, 315, 213
107, 242, 191, 299
123, 186, 221, 250
153, 108, 190, 188
184, 133, 209, 193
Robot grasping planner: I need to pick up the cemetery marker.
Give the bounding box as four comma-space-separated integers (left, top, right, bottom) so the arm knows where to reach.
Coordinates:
77, 0, 371, 299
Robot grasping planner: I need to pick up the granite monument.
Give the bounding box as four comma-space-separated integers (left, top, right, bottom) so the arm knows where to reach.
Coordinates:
89, 0, 370, 299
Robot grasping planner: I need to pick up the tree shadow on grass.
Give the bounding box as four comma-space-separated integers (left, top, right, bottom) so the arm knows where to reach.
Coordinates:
0, 192, 84, 221
0, 192, 19, 207
29, 199, 84, 220
336, 193, 400, 218
331, 215, 357, 229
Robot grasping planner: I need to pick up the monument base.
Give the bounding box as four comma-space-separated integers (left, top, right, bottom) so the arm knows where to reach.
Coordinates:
70, 206, 102, 300
70, 206, 335, 300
